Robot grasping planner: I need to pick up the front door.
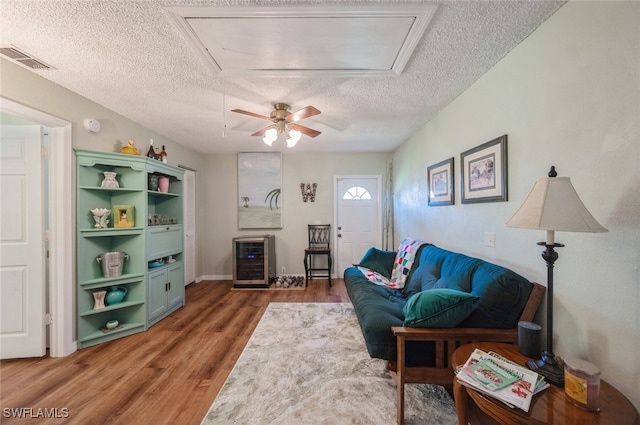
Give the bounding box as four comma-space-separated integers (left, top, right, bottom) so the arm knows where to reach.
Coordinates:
335, 176, 382, 275
0, 125, 46, 359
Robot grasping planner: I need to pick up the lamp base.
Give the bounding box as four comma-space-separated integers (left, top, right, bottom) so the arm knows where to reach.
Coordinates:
526, 353, 565, 387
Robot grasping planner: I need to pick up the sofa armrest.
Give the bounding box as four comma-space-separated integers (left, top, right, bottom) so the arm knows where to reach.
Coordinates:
390, 326, 519, 425
391, 326, 518, 371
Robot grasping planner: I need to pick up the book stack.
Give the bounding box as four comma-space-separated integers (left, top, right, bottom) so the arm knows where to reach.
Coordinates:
456, 348, 550, 412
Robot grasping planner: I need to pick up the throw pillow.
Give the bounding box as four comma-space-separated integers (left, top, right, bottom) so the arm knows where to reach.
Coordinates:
356, 247, 396, 278
403, 288, 479, 328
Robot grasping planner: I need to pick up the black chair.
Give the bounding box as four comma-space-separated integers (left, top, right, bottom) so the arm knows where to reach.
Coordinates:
304, 225, 332, 287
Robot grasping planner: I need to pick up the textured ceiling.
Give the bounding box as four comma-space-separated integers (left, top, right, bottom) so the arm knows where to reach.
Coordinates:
1, 0, 566, 154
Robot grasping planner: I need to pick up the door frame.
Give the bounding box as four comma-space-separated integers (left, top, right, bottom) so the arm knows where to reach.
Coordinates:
333, 175, 382, 276
1, 97, 75, 357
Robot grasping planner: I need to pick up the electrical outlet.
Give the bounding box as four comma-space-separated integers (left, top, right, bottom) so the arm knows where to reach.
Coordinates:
281, 266, 286, 274
484, 232, 495, 248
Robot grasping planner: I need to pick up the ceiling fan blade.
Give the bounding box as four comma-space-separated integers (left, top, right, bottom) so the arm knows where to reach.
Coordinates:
286, 106, 321, 122
231, 109, 271, 121
289, 123, 321, 138
251, 125, 276, 137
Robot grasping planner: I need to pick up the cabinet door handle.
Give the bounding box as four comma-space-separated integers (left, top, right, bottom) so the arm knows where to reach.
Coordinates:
168, 281, 171, 291
166, 227, 170, 231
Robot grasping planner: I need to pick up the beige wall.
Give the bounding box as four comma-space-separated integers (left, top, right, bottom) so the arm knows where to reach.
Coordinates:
393, 1, 639, 409
200, 152, 390, 278
1, 57, 207, 275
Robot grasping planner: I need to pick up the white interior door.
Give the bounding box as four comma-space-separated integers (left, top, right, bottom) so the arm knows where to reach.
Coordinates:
335, 176, 382, 275
0, 125, 46, 359
182, 169, 196, 285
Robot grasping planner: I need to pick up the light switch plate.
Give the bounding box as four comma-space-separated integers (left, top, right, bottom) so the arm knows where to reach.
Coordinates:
484, 232, 495, 247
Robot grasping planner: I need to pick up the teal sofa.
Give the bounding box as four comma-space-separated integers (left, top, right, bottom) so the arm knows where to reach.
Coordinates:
344, 243, 545, 424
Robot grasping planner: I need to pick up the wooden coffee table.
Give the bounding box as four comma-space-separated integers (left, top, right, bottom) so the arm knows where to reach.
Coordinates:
452, 342, 639, 425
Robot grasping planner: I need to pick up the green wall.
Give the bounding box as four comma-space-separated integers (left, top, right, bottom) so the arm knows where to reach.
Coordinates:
392, 0, 639, 409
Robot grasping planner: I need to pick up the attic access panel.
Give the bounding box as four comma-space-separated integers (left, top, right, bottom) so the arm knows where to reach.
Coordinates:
164, 4, 437, 77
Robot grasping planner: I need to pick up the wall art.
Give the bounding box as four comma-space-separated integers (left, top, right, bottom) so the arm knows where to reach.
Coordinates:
238, 152, 283, 229
460, 135, 508, 204
427, 157, 454, 206
300, 183, 317, 202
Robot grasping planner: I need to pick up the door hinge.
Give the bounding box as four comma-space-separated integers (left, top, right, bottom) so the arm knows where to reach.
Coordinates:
44, 313, 53, 325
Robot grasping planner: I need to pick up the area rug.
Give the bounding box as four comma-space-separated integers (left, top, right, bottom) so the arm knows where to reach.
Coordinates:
201, 303, 457, 425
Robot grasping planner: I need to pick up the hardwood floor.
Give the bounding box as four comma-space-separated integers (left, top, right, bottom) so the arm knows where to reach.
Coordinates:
0, 279, 350, 425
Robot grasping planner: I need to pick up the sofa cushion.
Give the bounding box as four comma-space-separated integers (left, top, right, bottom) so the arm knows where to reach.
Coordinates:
344, 266, 436, 363
460, 261, 532, 328
356, 247, 396, 278
402, 245, 532, 329
403, 289, 479, 328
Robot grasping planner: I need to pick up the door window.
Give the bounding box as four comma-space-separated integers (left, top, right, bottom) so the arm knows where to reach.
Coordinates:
343, 186, 371, 200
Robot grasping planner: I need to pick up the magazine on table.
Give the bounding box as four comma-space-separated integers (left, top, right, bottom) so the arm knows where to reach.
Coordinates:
456, 348, 545, 412
487, 350, 550, 395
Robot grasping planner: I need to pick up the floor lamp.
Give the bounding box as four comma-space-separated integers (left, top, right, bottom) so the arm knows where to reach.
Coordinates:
506, 166, 607, 386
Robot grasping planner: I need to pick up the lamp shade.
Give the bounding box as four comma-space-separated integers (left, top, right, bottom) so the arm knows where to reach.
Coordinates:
506, 176, 607, 233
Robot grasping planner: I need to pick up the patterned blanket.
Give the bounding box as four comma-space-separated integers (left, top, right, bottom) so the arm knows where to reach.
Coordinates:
359, 238, 427, 290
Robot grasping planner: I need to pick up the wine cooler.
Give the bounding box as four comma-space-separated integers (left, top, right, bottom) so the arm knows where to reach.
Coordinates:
232, 235, 276, 288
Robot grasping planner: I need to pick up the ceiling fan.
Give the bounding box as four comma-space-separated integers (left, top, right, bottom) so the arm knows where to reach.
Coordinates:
231, 103, 321, 147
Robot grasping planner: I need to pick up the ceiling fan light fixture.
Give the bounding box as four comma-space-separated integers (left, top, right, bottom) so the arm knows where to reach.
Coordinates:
263, 128, 277, 146
286, 129, 301, 147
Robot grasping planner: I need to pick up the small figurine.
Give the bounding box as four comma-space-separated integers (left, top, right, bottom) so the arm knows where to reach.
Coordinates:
120, 139, 140, 155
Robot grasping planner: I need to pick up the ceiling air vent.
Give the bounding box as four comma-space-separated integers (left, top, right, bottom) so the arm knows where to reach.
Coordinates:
0, 45, 55, 70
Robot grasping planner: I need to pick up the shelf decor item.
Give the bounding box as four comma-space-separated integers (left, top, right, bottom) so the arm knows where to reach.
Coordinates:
120, 139, 139, 155
93, 290, 107, 310
158, 176, 169, 193
105, 286, 127, 305
101, 171, 120, 189
90, 208, 111, 228
113, 205, 134, 228
105, 320, 119, 329
96, 251, 129, 278
148, 174, 159, 191
506, 166, 608, 386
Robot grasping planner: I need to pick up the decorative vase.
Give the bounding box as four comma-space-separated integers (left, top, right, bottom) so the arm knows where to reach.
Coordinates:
148, 174, 159, 191
101, 172, 119, 189
106, 320, 119, 329
90, 208, 111, 228
105, 286, 127, 305
93, 290, 107, 310
158, 176, 169, 193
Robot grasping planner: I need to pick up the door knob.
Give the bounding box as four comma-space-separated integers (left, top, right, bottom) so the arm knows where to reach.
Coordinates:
338, 226, 342, 230
338, 233, 342, 238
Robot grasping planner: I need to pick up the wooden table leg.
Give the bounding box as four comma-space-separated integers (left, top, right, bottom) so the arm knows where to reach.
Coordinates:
396, 335, 405, 425
453, 379, 468, 425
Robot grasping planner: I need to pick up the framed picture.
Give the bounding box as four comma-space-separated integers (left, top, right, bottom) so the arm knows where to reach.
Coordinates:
427, 157, 454, 206
460, 135, 508, 204
238, 152, 283, 229
113, 205, 134, 228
